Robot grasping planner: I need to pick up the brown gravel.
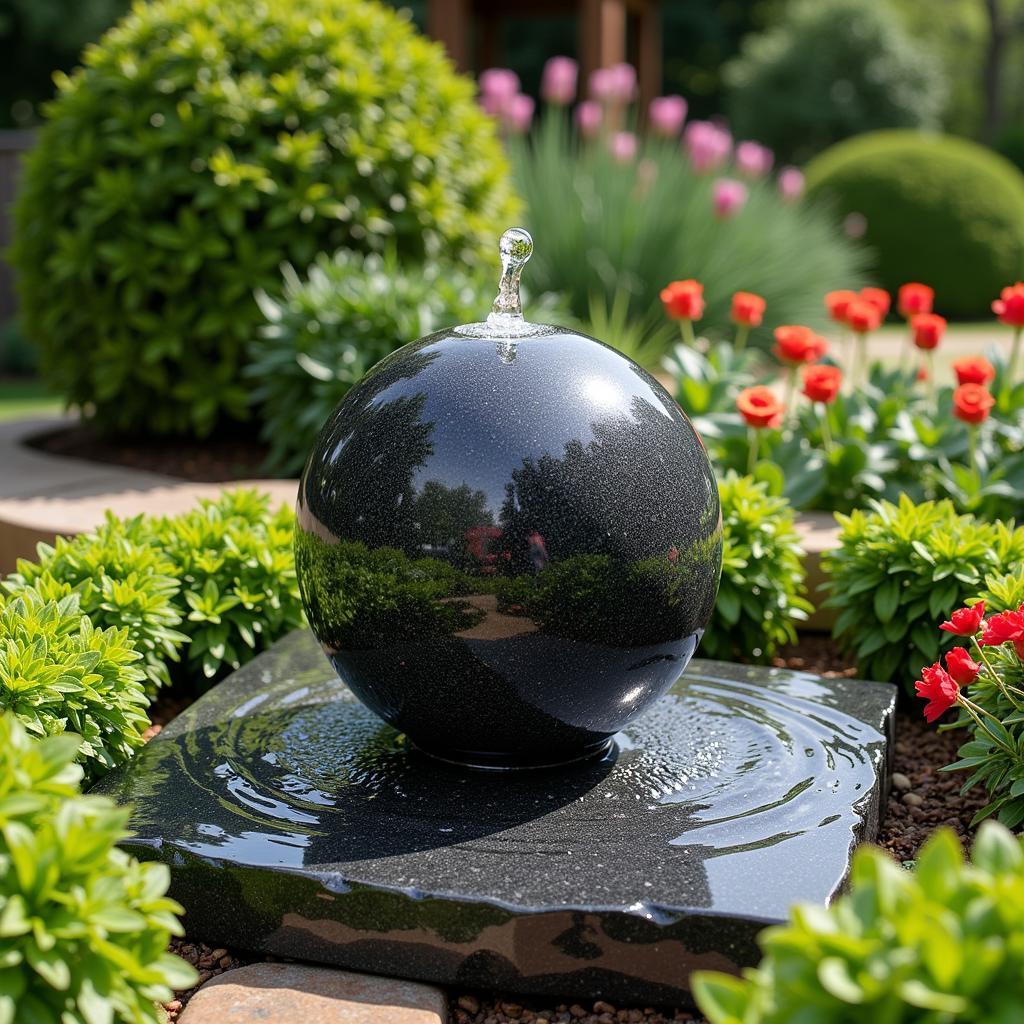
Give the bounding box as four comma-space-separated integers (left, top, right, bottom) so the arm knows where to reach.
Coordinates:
30, 423, 271, 482
156, 633, 984, 1021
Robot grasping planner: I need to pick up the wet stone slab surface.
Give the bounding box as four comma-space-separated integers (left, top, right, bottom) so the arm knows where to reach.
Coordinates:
95, 629, 895, 1006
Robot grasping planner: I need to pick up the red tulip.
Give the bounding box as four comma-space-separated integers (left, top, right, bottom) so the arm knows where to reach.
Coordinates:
731, 291, 766, 328
846, 299, 882, 334
773, 325, 827, 365
911, 313, 946, 350
660, 280, 704, 321
952, 356, 996, 387
825, 290, 858, 324
736, 386, 783, 428
952, 383, 995, 425
993, 283, 1024, 327
898, 283, 934, 318
860, 287, 891, 317
801, 364, 842, 404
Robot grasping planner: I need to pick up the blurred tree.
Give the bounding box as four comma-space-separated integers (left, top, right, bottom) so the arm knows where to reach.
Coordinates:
0, 0, 128, 126
724, 0, 947, 164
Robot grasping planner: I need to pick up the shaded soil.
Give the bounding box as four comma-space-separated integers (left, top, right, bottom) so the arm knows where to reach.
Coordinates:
29, 423, 273, 482
156, 634, 979, 1022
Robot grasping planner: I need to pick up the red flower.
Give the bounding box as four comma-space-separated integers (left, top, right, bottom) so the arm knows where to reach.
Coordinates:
953, 355, 996, 387
911, 313, 946, 350
917, 365, 928, 382
801, 364, 842, 404
773, 325, 827, 365
736, 386, 784, 428
846, 298, 882, 334
940, 601, 985, 637
953, 383, 995, 425
945, 647, 980, 687
731, 291, 766, 328
661, 280, 704, 321
981, 609, 1024, 657
915, 662, 961, 723
860, 287, 891, 316
993, 283, 1024, 327
898, 283, 934, 318
825, 290, 858, 324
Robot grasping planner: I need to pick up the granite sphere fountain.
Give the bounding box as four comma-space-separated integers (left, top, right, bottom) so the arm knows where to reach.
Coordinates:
97, 230, 895, 1006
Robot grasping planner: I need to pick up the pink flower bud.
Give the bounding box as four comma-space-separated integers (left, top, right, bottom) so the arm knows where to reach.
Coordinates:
609, 131, 638, 163
713, 177, 748, 220
575, 100, 603, 139
590, 63, 637, 104
503, 93, 535, 135
778, 166, 805, 201
478, 68, 520, 116
683, 120, 732, 174
648, 95, 687, 138
735, 141, 773, 179
542, 56, 578, 105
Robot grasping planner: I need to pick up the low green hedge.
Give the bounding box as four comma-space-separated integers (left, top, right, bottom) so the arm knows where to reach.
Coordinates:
806, 131, 1024, 317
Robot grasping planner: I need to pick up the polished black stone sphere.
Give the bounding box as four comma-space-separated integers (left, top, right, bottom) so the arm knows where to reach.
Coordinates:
295, 233, 722, 768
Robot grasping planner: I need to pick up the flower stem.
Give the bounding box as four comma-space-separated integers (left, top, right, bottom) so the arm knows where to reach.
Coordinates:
734, 324, 749, 353
958, 695, 1015, 755
1009, 326, 1022, 386
968, 423, 978, 477
784, 366, 797, 422
926, 349, 935, 411
819, 402, 834, 452
680, 319, 697, 348
747, 426, 759, 475
969, 637, 1024, 711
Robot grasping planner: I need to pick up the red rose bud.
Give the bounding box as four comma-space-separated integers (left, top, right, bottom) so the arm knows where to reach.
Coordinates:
731, 291, 766, 328
939, 601, 985, 637
953, 383, 995, 425
736, 386, 784, 428
898, 282, 934, 318
825, 290, 858, 324
993, 282, 1024, 327
945, 647, 980, 687
981, 608, 1024, 657
773, 325, 827, 365
660, 279, 704, 321
911, 313, 946, 350
952, 355, 996, 387
846, 298, 882, 334
915, 662, 961, 723
860, 286, 891, 316
801, 364, 842, 404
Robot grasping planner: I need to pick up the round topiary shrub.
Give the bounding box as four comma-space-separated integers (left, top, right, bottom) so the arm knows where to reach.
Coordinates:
12, 0, 518, 437
806, 131, 1024, 317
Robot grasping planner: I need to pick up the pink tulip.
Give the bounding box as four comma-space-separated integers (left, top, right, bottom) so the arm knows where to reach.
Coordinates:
610, 131, 638, 163
648, 95, 687, 137
713, 178, 748, 219
542, 56, 578, 105
778, 165, 805, 201
479, 68, 520, 116
504, 94, 535, 134
590, 63, 637, 104
683, 120, 732, 173
575, 100, 603, 139
735, 141, 773, 179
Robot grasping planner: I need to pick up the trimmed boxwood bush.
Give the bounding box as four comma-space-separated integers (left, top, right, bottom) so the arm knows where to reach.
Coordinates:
701, 472, 811, 663
694, 823, 1024, 1023
0, 713, 197, 1023
0, 588, 149, 783
11, 0, 518, 437
806, 131, 1024, 317
821, 495, 1024, 688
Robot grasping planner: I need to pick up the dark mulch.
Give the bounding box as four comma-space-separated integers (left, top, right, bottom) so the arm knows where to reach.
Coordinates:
29, 423, 272, 482
156, 634, 980, 1022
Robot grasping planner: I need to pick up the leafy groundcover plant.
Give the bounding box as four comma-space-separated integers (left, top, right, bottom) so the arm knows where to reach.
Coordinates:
701, 472, 811, 663
693, 822, 1024, 1023
0, 588, 148, 784
0, 713, 197, 1024
6, 490, 303, 689
914, 570, 1024, 828
820, 495, 1024, 686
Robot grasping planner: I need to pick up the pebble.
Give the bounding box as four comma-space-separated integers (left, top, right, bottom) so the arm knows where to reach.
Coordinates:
902, 792, 924, 807
891, 772, 912, 791
459, 995, 481, 1014
594, 1004, 616, 1015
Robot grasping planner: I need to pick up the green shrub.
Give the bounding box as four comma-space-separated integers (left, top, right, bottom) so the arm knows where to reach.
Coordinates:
11, 0, 518, 437
6, 490, 303, 688
252, 251, 488, 475
822, 495, 1024, 686
5, 519, 187, 694
700, 472, 811, 663
0, 713, 197, 1023
510, 114, 866, 363
0, 588, 148, 783
725, 0, 946, 165
807, 131, 1024, 318
694, 822, 1024, 1023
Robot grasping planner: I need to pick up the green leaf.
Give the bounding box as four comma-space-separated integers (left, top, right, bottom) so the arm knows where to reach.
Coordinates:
691, 971, 751, 1023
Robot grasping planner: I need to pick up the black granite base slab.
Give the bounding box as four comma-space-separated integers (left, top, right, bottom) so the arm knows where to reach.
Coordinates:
95, 630, 895, 1006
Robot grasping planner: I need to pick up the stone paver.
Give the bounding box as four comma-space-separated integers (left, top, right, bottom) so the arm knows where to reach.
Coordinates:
178, 963, 447, 1024
0, 416, 296, 572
